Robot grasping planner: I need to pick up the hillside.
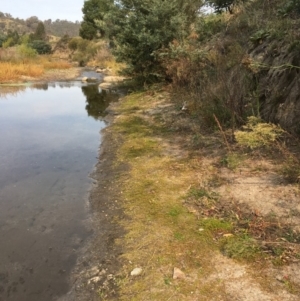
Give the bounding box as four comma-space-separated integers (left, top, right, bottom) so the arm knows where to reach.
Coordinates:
0, 11, 80, 37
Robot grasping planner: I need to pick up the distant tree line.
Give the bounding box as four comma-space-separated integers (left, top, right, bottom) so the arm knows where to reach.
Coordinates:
0, 11, 80, 37
0, 21, 51, 54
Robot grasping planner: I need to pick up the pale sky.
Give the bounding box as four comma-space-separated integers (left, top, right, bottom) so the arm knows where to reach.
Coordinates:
0, 0, 85, 22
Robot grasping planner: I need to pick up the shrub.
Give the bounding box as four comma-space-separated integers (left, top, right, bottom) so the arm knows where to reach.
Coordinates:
17, 44, 37, 59
29, 40, 52, 54
2, 37, 14, 48
235, 116, 284, 149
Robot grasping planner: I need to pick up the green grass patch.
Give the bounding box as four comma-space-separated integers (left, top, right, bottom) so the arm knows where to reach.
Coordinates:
199, 218, 233, 233
220, 235, 262, 261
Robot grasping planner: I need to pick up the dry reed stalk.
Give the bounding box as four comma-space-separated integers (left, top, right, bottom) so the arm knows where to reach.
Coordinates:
213, 114, 231, 152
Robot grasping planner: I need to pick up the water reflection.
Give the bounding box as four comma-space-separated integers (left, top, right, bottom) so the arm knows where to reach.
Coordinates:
82, 84, 120, 119
0, 85, 27, 98
0, 81, 121, 301
32, 83, 49, 90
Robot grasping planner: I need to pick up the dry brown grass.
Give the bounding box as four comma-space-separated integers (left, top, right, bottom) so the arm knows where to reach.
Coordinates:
0, 62, 44, 82
0, 53, 71, 83
39, 58, 71, 70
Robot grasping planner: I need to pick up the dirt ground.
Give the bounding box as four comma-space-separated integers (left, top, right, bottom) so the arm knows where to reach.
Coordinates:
23, 67, 82, 83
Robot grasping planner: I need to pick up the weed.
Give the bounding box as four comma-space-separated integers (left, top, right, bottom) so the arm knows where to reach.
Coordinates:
221, 235, 262, 261
280, 157, 300, 184
164, 277, 172, 285
168, 207, 182, 217
188, 187, 211, 199
174, 232, 185, 240
250, 29, 270, 46
199, 218, 232, 233
235, 116, 284, 149
220, 153, 244, 170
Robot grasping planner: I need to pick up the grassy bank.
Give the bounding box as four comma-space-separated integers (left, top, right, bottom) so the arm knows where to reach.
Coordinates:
103, 88, 300, 300
0, 58, 71, 83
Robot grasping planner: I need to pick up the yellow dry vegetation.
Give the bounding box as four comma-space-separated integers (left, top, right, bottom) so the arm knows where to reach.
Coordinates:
0, 57, 71, 83
0, 62, 44, 82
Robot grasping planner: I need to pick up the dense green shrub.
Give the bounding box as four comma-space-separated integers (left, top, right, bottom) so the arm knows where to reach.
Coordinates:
29, 40, 52, 54
278, 0, 300, 16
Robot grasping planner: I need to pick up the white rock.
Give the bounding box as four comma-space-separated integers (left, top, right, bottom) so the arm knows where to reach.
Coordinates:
103, 76, 126, 83
99, 82, 113, 89
130, 268, 143, 276
87, 77, 97, 82
81, 76, 88, 82
88, 276, 101, 285
173, 267, 185, 280
86, 266, 100, 278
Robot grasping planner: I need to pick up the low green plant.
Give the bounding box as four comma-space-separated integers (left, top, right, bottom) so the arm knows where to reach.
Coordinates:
200, 218, 233, 232
188, 187, 211, 199
220, 153, 243, 170
235, 116, 284, 149
221, 234, 261, 260
278, 0, 300, 16
249, 29, 270, 46
280, 157, 300, 184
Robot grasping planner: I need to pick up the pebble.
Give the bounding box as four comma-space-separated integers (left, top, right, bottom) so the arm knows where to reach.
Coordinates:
88, 276, 101, 285
173, 267, 185, 280
130, 268, 143, 276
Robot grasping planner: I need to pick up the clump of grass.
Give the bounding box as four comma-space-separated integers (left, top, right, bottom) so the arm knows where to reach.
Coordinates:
0, 47, 71, 82
280, 157, 300, 184
220, 153, 244, 170
221, 235, 262, 261
235, 116, 284, 149
199, 218, 233, 233
0, 62, 44, 82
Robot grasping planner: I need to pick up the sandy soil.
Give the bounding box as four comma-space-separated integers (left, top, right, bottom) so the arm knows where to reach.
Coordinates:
21, 67, 83, 83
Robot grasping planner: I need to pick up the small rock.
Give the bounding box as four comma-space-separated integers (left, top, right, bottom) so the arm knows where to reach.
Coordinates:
173, 267, 185, 280
88, 276, 101, 285
81, 77, 88, 82
103, 76, 126, 83
223, 233, 234, 237
99, 269, 106, 276
276, 275, 284, 282
130, 268, 143, 276
99, 82, 113, 89
86, 266, 100, 278
87, 77, 97, 82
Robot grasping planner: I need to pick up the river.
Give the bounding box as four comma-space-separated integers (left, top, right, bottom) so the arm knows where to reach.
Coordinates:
0, 75, 119, 301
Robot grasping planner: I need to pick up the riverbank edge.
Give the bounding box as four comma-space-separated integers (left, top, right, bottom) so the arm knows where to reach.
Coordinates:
92, 88, 300, 300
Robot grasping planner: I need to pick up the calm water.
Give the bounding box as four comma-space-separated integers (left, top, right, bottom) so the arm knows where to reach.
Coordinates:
0, 80, 119, 301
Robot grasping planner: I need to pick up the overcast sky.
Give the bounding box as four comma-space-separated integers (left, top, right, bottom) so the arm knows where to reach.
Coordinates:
0, 0, 84, 22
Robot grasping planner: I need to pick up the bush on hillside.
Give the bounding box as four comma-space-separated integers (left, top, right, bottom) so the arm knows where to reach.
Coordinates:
29, 40, 52, 54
